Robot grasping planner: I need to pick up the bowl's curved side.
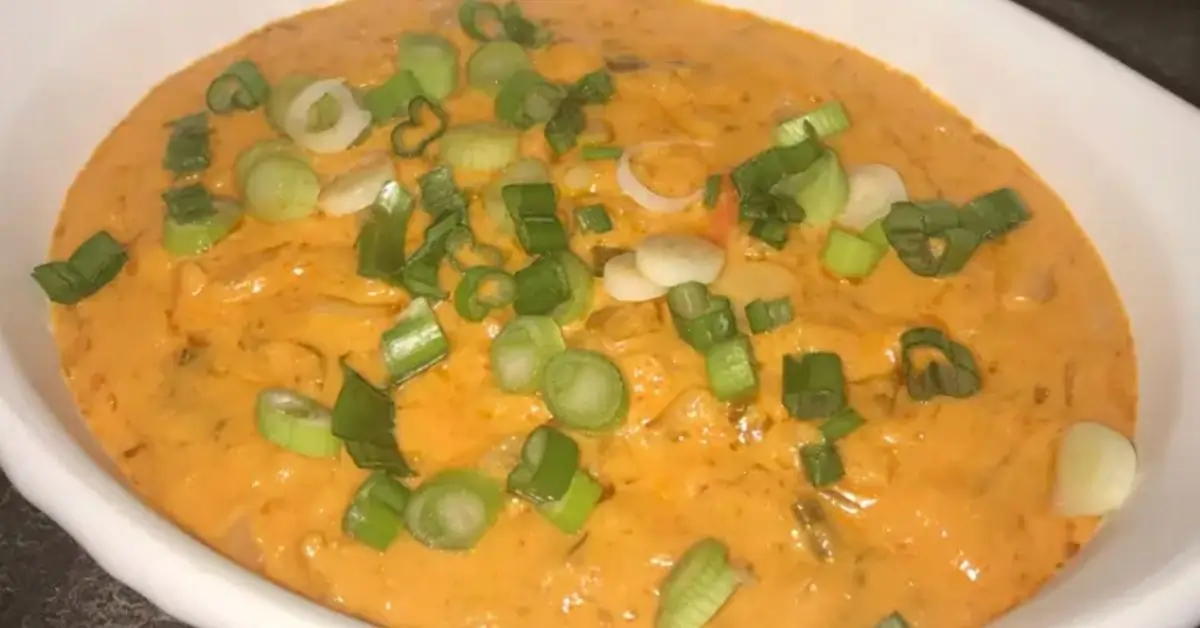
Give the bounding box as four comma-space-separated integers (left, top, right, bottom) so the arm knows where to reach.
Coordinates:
0, 0, 1197, 627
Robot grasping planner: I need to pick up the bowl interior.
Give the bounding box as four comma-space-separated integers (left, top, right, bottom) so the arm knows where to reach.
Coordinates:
0, 0, 1198, 626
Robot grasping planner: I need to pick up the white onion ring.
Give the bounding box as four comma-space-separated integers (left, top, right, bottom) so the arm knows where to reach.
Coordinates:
283, 79, 373, 154
616, 141, 707, 213
318, 152, 395, 216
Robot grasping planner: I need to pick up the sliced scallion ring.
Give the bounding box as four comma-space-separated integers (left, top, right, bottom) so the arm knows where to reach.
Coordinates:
782, 352, 846, 419
467, 40, 534, 94
391, 96, 451, 158
31, 231, 127, 305
773, 101, 850, 145
243, 156, 321, 222
821, 227, 887, 279
883, 201, 982, 277
405, 469, 503, 551
454, 266, 516, 321
542, 349, 629, 432
458, 0, 505, 41
163, 198, 242, 257
656, 538, 741, 628
162, 113, 211, 177
507, 425, 580, 503
536, 470, 603, 534
495, 70, 566, 129
206, 59, 270, 114
332, 362, 414, 477
255, 388, 341, 458
439, 122, 521, 172
514, 255, 570, 316
771, 149, 848, 225
397, 33, 460, 101
382, 298, 449, 384
318, 152, 395, 216
744, 296, 793, 335
704, 335, 758, 402
363, 70, 424, 124
899, 327, 981, 400
266, 74, 341, 132
617, 141, 708, 213
491, 316, 566, 394
234, 139, 305, 192
550, 251, 595, 325
282, 78, 373, 154
800, 441, 845, 487
343, 471, 411, 551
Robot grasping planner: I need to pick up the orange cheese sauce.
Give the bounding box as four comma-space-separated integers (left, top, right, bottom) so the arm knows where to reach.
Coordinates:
48, 0, 1135, 626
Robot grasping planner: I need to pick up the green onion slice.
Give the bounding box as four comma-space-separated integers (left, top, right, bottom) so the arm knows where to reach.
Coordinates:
514, 255, 570, 315
255, 388, 341, 458
773, 101, 851, 145
266, 74, 341, 133
382, 297, 449, 384
162, 182, 216, 224
820, 407, 865, 442
656, 538, 741, 628
899, 327, 982, 400
860, 218, 889, 249
504, 183, 569, 255
356, 181, 416, 282
875, 612, 911, 628
575, 204, 614, 233
543, 349, 629, 432
702, 175, 722, 209
491, 316, 566, 393
495, 70, 566, 129
391, 96, 451, 158
363, 70, 424, 124
467, 40, 533, 94
748, 217, 789, 250
243, 156, 320, 222
545, 97, 586, 155
883, 201, 982, 277
569, 70, 616, 104
343, 471, 411, 551
507, 425, 580, 503
206, 59, 270, 114
537, 470, 603, 534
744, 297, 794, 334
731, 140, 822, 215
500, 2, 553, 48
771, 149, 848, 225
705, 335, 759, 402
405, 469, 502, 551
581, 145, 624, 161
233, 139, 304, 192
458, 0, 506, 41
445, 226, 506, 271
454, 266, 516, 321
332, 363, 414, 477
960, 187, 1031, 240
439, 122, 521, 172
419, 165, 469, 217
783, 352, 846, 419
550, 251, 595, 325
31, 231, 127, 305
396, 33, 460, 101
164, 198, 242, 257
822, 227, 887, 279
162, 112, 211, 176
800, 441, 844, 488
667, 283, 738, 353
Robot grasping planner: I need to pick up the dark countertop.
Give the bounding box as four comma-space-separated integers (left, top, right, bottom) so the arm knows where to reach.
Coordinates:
2, 1, 1198, 626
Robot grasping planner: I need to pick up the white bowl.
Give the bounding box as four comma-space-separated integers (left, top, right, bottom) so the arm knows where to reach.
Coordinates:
1, 0, 1199, 626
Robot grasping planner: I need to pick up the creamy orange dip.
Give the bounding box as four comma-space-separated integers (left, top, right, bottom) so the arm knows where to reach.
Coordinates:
46, 0, 1135, 626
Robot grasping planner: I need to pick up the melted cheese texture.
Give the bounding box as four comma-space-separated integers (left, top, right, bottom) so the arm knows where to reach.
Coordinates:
49, 0, 1136, 625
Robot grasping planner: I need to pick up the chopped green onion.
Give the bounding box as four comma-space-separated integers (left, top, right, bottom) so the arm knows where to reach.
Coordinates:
667, 283, 737, 353
343, 472, 411, 551
381, 298, 449, 384
467, 40, 534, 94
536, 470, 602, 534
402, 210, 465, 298
655, 538, 741, 628
744, 297, 793, 334
419, 165, 468, 217
773, 101, 851, 145
875, 612, 911, 628
163, 198, 242, 256
458, 0, 506, 41
800, 442, 844, 488
396, 33, 460, 101
543, 349, 629, 432
575, 204, 614, 233
495, 70, 566, 129
731, 141, 822, 208
266, 74, 341, 133
391, 96, 450, 158
748, 218, 789, 250
821, 227, 887, 279
405, 469, 502, 551
162, 113, 210, 176
507, 425, 580, 503
356, 181, 416, 282
883, 201, 982, 277
960, 187, 1030, 240
581, 145, 624, 161
254, 388, 341, 458
702, 175, 722, 209
705, 336, 759, 402
860, 218, 889, 249
605, 54, 648, 73
439, 122, 520, 172
332, 363, 414, 477
445, 226, 506, 271
550, 251, 595, 325
782, 352, 846, 419
569, 70, 615, 104
590, 245, 630, 277
514, 255, 569, 315
820, 407, 865, 442
772, 150, 848, 225
502, 182, 558, 218
454, 266, 516, 321
499, 2, 552, 48
545, 98, 585, 155
363, 70, 423, 124
400, 259, 446, 300
900, 327, 982, 400
162, 182, 216, 224
31, 231, 127, 305
206, 59, 270, 114
243, 156, 320, 222
233, 139, 304, 191
491, 316, 566, 393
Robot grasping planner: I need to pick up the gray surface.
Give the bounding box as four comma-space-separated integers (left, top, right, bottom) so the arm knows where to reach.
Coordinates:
2, 1, 1198, 626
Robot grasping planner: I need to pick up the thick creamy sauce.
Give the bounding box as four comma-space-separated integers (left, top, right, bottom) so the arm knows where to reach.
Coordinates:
49, 0, 1136, 626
